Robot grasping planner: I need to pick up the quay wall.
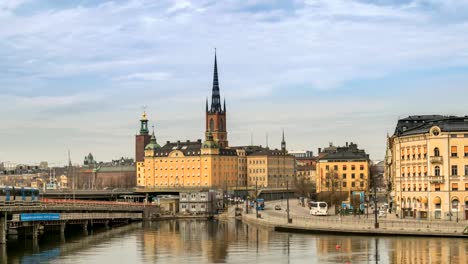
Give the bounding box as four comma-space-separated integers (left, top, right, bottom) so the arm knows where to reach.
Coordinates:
242, 212, 468, 238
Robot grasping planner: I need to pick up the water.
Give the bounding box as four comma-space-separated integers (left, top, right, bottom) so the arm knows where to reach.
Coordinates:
2, 220, 468, 263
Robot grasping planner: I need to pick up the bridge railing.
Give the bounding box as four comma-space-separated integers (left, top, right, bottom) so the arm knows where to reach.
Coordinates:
40, 198, 151, 208
0, 199, 158, 211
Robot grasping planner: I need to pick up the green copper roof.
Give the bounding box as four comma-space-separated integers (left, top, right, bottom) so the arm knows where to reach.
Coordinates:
202, 132, 218, 149
145, 132, 161, 150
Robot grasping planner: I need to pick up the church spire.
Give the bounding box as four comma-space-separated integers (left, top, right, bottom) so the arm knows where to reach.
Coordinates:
210, 49, 222, 113
281, 129, 286, 153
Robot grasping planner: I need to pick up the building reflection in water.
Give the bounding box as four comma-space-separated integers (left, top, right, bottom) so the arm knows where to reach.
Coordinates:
4, 219, 468, 263
141, 220, 468, 264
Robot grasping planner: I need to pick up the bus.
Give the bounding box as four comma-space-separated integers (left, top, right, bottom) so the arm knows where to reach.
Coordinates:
309, 201, 328, 216
256, 198, 265, 210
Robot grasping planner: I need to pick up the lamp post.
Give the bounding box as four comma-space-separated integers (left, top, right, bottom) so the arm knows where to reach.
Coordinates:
455, 200, 459, 223
286, 180, 290, 224
255, 180, 259, 218
373, 173, 379, 229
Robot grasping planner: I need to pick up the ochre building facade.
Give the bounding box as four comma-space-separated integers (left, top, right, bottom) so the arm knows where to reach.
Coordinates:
386, 115, 468, 220
136, 53, 294, 190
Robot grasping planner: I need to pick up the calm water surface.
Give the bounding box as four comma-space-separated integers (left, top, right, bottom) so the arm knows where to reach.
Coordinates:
2, 220, 468, 263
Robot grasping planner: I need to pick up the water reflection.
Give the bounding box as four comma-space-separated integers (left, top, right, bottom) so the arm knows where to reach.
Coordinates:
3, 220, 468, 263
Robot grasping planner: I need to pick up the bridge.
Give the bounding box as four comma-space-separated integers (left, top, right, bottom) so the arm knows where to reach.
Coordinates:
41, 190, 135, 200
0, 199, 160, 244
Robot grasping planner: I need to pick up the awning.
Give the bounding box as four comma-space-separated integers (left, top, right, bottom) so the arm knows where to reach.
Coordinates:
433, 197, 441, 204
422, 197, 428, 204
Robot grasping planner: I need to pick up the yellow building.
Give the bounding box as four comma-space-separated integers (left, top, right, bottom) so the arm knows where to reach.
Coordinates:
136, 53, 295, 190
386, 115, 468, 220
316, 142, 370, 193
137, 53, 238, 190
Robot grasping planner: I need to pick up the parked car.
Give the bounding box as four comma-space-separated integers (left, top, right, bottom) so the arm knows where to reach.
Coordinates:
275, 205, 281, 210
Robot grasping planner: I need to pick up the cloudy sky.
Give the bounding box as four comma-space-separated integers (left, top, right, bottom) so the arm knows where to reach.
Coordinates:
1, 0, 468, 166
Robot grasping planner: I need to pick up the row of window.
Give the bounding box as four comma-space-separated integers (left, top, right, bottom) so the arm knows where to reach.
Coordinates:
326, 181, 365, 188
401, 153, 427, 160
181, 204, 206, 209
340, 173, 365, 179
403, 183, 468, 192
401, 165, 468, 177
325, 164, 365, 171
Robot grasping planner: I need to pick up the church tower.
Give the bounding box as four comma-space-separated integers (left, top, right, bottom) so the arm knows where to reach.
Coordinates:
205, 51, 228, 148
135, 111, 151, 163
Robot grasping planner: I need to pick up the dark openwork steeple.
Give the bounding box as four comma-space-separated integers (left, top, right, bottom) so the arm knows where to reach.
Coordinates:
281, 129, 286, 153
210, 50, 222, 113
205, 50, 228, 148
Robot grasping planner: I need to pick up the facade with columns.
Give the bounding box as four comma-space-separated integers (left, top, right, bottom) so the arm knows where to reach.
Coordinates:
136, 53, 293, 189
386, 115, 468, 220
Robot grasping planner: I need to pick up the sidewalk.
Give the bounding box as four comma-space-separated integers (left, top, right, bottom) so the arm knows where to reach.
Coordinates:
243, 199, 468, 238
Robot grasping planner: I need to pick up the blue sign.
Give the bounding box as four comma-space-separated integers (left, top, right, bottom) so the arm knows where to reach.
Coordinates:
20, 213, 60, 222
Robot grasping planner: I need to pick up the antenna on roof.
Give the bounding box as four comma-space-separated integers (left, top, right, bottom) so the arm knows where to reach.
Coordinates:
266, 133, 269, 148
250, 133, 253, 146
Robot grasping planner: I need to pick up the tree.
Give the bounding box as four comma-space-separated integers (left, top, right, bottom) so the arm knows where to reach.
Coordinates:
317, 169, 348, 214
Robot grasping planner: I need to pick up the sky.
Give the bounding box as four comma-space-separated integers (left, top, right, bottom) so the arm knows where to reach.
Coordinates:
1, 0, 468, 166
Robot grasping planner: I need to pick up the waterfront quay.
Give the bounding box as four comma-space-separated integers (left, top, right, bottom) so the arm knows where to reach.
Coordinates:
0, 199, 159, 243
241, 199, 468, 238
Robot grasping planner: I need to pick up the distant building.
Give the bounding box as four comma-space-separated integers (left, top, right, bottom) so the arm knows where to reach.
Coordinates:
386, 115, 468, 220
39, 161, 49, 169
316, 142, 370, 193
136, 53, 294, 190
155, 195, 180, 214
289, 150, 313, 158
179, 190, 223, 214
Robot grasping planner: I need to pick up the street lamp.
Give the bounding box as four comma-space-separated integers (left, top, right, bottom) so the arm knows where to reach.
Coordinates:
455, 200, 459, 223
373, 173, 379, 229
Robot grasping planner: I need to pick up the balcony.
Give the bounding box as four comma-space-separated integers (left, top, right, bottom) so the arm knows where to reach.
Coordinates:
430, 156, 443, 164
428, 176, 445, 183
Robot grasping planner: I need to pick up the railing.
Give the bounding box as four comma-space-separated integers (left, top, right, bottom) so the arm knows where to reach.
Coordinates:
430, 156, 443, 164
0, 199, 157, 211
246, 212, 467, 234
428, 176, 445, 183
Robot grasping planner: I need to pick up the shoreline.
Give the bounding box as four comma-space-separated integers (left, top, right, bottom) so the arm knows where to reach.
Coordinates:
241, 212, 468, 238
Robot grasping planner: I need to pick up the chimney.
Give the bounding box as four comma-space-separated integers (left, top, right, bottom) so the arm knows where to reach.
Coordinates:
346, 142, 348, 147
318, 148, 322, 154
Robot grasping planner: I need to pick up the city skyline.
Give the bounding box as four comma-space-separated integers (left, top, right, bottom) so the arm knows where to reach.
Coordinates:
2, 0, 468, 165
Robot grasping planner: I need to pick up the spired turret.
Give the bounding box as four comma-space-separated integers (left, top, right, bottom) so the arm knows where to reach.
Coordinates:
145, 130, 161, 151
203, 131, 218, 149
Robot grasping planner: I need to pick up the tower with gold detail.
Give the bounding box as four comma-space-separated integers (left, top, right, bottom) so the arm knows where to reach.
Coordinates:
135, 111, 151, 163
205, 51, 228, 148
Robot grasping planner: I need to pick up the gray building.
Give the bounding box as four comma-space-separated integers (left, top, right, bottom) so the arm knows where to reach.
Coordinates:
179, 190, 223, 214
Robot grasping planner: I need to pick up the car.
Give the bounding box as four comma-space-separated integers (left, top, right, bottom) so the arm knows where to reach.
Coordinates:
275, 205, 281, 210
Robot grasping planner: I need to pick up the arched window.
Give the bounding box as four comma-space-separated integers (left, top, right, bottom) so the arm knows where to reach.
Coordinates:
219, 118, 224, 131
434, 148, 440, 157
451, 199, 459, 210
435, 166, 440, 176
209, 118, 214, 131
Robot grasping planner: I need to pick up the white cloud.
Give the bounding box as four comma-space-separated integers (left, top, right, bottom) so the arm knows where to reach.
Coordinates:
1, 0, 468, 163
113, 72, 171, 82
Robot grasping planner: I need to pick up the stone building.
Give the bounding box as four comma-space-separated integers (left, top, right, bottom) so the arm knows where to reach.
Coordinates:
386, 115, 468, 220
136, 52, 293, 190
316, 142, 370, 193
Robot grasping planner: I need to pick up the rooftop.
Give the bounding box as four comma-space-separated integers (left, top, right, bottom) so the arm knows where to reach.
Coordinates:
394, 115, 468, 137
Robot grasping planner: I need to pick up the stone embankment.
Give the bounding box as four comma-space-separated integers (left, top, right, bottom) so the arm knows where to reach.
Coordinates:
241, 200, 468, 238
